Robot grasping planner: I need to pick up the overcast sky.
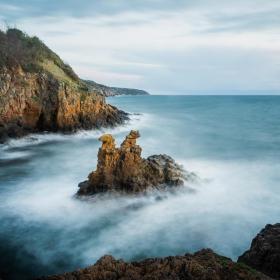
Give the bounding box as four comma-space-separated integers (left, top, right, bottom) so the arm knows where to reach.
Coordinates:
0, 0, 279, 94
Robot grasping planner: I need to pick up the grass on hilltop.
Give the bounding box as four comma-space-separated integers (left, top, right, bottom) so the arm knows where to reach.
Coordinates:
0, 28, 79, 83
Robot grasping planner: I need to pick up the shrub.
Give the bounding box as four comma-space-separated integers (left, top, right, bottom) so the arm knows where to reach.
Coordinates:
0, 28, 79, 82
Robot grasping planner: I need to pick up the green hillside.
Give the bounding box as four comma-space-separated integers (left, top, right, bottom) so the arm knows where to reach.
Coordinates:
0, 28, 79, 84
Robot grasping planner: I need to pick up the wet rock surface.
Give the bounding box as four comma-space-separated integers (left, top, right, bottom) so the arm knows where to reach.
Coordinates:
37, 249, 271, 280
78, 130, 190, 195
238, 223, 280, 279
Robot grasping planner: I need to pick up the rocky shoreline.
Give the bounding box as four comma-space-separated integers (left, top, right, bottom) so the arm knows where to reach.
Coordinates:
44, 130, 280, 280
37, 223, 280, 280
0, 67, 128, 143
1, 28, 279, 280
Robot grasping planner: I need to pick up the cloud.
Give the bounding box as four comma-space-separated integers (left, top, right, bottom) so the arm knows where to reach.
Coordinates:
0, 0, 280, 92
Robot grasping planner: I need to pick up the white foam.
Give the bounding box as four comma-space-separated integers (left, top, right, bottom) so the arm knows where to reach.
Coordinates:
1, 156, 279, 266
0, 113, 153, 150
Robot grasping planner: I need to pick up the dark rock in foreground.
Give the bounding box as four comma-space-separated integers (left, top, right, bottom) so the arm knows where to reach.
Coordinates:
238, 223, 280, 279
78, 130, 190, 195
37, 249, 271, 280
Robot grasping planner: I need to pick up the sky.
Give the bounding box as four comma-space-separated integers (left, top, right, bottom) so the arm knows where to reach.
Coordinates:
0, 0, 280, 94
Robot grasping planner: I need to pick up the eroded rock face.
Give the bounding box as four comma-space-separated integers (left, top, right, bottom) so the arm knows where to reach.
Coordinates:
78, 130, 187, 195
0, 67, 127, 143
37, 249, 271, 280
238, 223, 280, 279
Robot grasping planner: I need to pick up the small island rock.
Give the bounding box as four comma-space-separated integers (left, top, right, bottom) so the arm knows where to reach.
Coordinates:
78, 130, 187, 195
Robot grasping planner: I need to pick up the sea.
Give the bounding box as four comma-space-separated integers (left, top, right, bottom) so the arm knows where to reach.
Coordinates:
0, 95, 279, 279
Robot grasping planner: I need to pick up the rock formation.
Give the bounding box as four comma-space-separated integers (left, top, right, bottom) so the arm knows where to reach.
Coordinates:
78, 130, 188, 195
0, 67, 127, 143
238, 223, 280, 279
37, 249, 271, 280
0, 28, 128, 143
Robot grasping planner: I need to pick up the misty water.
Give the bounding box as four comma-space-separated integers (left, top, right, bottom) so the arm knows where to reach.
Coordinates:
0, 95, 280, 279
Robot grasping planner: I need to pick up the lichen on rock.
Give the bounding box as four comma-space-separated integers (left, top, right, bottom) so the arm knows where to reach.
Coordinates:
77, 130, 191, 195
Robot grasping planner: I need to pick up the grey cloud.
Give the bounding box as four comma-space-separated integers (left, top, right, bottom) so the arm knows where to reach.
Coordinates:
2, 0, 280, 32
204, 9, 280, 33
1, 0, 280, 92
107, 48, 280, 91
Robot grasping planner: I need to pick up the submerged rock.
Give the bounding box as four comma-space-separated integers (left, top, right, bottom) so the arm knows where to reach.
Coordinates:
37, 249, 271, 280
238, 223, 280, 279
77, 130, 189, 195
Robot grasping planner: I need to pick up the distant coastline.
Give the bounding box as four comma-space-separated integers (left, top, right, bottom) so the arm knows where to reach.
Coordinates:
83, 79, 149, 97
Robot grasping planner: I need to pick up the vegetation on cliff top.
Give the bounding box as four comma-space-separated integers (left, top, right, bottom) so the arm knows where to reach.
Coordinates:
0, 28, 149, 96
0, 28, 129, 143
0, 28, 79, 83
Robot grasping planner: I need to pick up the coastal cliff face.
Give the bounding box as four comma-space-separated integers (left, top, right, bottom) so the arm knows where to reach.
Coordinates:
37, 249, 271, 280
78, 130, 187, 195
0, 28, 127, 142
238, 223, 280, 279
0, 67, 126, 142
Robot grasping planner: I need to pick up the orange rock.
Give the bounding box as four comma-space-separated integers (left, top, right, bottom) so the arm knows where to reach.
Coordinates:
78, 130, 186, 195
0, 67, 127, 142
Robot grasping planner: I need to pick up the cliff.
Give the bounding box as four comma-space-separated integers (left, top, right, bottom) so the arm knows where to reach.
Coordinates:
83, 80, 149, 97
37, 249, 271, 280
0, 28, 128, 142
78, 130, 190, 195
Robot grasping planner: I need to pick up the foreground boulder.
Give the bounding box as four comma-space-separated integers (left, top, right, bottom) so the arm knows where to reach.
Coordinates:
78, 130, 189, 195
238, 223, 280, 279
0, 28, 128, 143
37, 249, 271, 280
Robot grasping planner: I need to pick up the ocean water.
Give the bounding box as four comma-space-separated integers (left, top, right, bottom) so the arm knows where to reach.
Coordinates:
0, 95, 279, 279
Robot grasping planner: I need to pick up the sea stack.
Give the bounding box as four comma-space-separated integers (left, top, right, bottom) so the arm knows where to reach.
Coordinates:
78, 130, 187, 195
